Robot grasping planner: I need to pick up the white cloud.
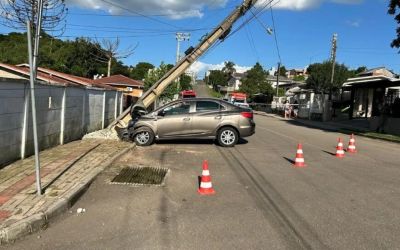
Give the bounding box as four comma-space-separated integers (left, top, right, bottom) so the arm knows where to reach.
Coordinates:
66, 0, 227, 19
188, 61, 251, 77
257, 0, 363, 10
66, 0, 364, 19
346, 19, 361, 27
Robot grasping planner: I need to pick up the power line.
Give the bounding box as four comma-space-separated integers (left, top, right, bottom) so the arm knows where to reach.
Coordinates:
97, 0, 181, 29
223, 0, 275, 41
244, 23, 259, 62
67, 2, 239, 18
66, 23, 211, 33
200, 0, 276, 61
269, 6, 282, 64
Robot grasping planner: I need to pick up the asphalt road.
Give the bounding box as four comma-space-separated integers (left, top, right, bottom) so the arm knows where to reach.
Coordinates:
4, 113, 400, 250
193, 81, 211, 98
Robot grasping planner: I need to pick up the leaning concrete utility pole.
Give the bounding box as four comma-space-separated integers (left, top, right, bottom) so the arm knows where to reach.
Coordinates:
109, 0, 261, 131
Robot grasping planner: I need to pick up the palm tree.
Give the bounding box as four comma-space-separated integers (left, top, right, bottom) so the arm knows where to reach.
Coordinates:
222, 61, 236, 76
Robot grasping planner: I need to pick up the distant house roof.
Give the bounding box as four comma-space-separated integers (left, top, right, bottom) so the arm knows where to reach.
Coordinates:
0, 63, 115, 90
357, 67, 396, 78
232, 72, 246, 79
92, 74, 143, 88
343, 75, 400, 89
0, 63, 78, 86
266, 75, 291, 82
17, 63, 114, 89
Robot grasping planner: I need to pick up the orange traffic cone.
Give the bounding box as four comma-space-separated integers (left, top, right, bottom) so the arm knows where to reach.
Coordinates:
335, 138, 345, 158
294, 143, 306, 167
346, 134, 357, 153
198, 160, 215, 195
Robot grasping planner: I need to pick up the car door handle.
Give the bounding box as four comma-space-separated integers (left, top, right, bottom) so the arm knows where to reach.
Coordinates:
183, 117, 191, 121
214, 115, 222, 120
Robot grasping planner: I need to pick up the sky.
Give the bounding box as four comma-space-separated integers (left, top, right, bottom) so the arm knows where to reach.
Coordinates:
0, 0, 399, 77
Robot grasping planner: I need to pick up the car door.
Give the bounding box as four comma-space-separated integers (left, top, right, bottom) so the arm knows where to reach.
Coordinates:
155, 101, 193, 138
191, 100, 225, 136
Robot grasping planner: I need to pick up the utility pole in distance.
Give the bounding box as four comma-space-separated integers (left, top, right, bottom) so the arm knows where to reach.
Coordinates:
176, 32, 190, 91
330, 33, 337, 88
276, 62, 281, 97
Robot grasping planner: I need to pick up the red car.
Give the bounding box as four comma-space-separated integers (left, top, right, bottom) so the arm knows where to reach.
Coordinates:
180, 90, 196, 98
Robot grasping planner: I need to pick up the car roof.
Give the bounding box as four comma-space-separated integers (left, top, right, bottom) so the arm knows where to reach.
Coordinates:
162, 97, 237, 108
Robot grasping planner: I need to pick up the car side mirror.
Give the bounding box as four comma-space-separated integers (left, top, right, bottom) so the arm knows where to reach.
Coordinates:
158, 110, 165, 117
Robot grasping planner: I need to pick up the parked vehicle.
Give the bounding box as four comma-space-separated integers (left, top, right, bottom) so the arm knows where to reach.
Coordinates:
129, 98, 255, 147
229, 92, 249, 108
180, 90, 196, 98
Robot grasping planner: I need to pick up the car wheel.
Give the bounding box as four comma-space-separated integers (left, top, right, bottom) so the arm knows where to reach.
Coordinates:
133, 129, 155, 146
217, 127, 238, 147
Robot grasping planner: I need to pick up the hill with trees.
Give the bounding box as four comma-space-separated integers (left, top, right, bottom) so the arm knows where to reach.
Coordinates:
0, 32, 131, 78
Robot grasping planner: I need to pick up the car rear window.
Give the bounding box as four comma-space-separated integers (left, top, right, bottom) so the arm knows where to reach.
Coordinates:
196, 101, 224, 112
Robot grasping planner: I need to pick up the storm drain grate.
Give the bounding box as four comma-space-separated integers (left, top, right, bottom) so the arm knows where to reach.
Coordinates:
111, 167, 169, 186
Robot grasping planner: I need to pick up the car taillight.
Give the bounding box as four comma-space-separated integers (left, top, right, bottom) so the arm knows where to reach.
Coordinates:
241, 111, 253, 119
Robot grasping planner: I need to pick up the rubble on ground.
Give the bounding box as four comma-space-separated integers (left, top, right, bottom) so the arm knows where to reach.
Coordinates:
83, 128, 120, 140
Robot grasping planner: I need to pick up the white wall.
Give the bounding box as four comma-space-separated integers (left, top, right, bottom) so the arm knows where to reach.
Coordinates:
0, 78, 123, 167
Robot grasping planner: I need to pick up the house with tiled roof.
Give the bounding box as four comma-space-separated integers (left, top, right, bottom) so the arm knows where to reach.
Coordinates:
0, 63, 79, 87
16, 64, 115, 90
93, 74, 144, 109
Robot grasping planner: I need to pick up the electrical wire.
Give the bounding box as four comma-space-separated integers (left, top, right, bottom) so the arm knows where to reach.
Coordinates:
199, 0, 276, 61
223, 0, 275, 41
244, 23, 260, 62
269, 6, 282, 64
97, 0, 182, 29
66, 23, 211, 33
68, 2, 239, 18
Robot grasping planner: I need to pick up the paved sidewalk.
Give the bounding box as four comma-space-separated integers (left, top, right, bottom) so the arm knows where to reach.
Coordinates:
0, 139, 133, 244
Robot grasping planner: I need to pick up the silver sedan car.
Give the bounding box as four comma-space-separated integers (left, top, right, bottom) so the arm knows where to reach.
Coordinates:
129, 98, 255, 147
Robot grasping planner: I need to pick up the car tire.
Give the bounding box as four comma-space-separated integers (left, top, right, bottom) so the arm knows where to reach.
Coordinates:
217, 127, 239, 147
133, 128, 155, 146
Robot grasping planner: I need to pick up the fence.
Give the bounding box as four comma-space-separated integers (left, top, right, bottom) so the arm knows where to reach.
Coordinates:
251, 102, 327, 121
0, 78, 124, 167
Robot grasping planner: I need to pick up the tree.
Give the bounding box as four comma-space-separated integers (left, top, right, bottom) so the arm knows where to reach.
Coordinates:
293, 75, 306, 81
222, 61, 236, 76
355, 66, 367, 74
240, 62, 273, 96
144, 62, 176, 101
96, 37, 137, 77
388, 0, 400, 50
0, 32, 130, 78
275, 65, 287, 77
130, 62, 154, 80
306, 61, 352, 93
0, 0, 67, 33
207, 70, 228, 89
179, 74, 192, 90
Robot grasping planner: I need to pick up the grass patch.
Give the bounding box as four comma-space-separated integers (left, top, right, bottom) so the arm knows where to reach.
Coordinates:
339, 128, 400, 143
207, 86, 224, 98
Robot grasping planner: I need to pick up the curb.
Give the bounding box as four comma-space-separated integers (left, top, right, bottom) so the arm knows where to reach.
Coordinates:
0, 143, 135, 244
